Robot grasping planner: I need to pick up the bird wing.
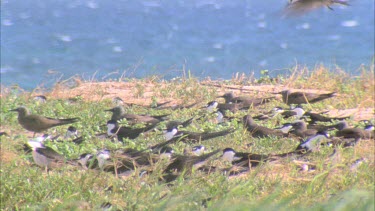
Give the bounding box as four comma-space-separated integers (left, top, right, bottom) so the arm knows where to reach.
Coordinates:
36, 147, 65, 160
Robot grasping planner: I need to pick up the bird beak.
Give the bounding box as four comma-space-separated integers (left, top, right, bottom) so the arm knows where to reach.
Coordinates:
216, 95, 225, 98
104, 109, 114, 112
272, 91, 282, 95
9, 108, 18, 112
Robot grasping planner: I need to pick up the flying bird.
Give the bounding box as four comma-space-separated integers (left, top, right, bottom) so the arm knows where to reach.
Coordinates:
284, 0, 349, 16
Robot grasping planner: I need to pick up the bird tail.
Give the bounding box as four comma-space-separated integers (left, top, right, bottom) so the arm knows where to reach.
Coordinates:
180, 117, 195, 128
201, 128, 236, 141
310, 92, 336, 103
260, 97, 276, 104
55, 117, 80, 125
333, 0, 350, 6
151, 114, 170, 121
193, 149, 222, 164
272, 149, 303, 158
150, 137, 179, 151
143, 123, 158, 132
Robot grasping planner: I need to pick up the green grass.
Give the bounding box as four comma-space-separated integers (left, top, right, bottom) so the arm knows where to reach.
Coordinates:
1, 65, 374, 210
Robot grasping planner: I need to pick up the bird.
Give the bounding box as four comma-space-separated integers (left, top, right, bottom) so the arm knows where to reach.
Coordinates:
276, 90, 336, 105
93, 147, 174, 176
10, 106, 79, 137
163, 124, 235, 143
183, 145, 206, 156
105, 106, 169, 124
163, 148, 221, 174
322, 136, 360, 148
280, 105, 306, 119
274, 123, 294, 134
304, 111, 350, 124
253, 107, 286, 120
0, 132, 9, 137
242, 115, 287, 138
204, 101, 219, 112
284, 0, 349, 16
65, 126, 79, 139
204, 101, 247, 113
106, 120, 157, 142
290, 120, 318, 138
191, 145, 206, 156
213, 109, 226, 124
222, 148, 271, 168
23, 134, 51, 153
197, 108, 233, 124
155, 102, 198, 110
95, 149, 115, 171
218, 102, 248, 113
335, 121, 374, 139
112, 97, 125, 106
350, 158, 367, 171
221, 148, 298, 169
295, 131, 330, 153
165, 116, 195, 130
150, 100, 173, 108
75, 153, 98, 169
33, 95, 47, 103
364, 124, 374, 131
218, 92, 275, 107
108, 151, 159, 173
305, 122, 338, 131
27, 141, 75, 171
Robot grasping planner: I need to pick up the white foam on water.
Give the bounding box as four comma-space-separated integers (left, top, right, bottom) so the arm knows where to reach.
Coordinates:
257, 21, 267, 28
0, 66, 14, 73
259, 60, 267, 67
327, 35, 341, 41
142, 1, 161, 7
113, 46, 123, 53
296, 23, 310, 30
280, 43, 288, 49
213, 43, 223, 49
341, 20, 358, 27
204, 56, 216, 63
2, 19, 13, 26
87, 1, 99, 9
57, 34, 72, 42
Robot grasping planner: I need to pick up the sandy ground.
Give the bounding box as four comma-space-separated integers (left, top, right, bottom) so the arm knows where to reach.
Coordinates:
2, 80, 374, 121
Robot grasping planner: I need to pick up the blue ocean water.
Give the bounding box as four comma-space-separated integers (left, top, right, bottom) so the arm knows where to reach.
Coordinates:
1, 0, 374, 90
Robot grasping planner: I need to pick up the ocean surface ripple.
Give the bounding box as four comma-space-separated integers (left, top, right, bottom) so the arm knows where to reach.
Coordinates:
1, 0, 374, 89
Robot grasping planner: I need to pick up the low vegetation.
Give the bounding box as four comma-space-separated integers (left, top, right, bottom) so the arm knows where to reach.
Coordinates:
1, 64, 374, 210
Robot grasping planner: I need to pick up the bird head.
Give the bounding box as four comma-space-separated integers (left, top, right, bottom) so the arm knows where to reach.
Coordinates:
222, 148, 236, 162
10, 106, 29, 117
106, 120, 118, 135
335, 121, 349, 130
291, 120, 306, 129
105, 106, 125, 116
159, 146, 174, 159
164, 125, 178, 141
218, 92, 235, 102
27, 141, 45, 151
192, 145, 205, 156
205, 101, 219, 112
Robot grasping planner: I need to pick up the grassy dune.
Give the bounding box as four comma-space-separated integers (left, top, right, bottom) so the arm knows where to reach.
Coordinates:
1, 65, 374, 210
